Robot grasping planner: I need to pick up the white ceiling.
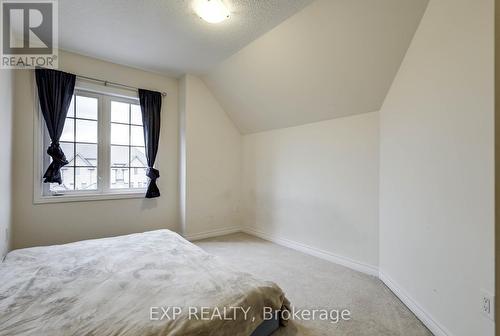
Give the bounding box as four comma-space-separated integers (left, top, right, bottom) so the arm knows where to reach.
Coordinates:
58, 0, 314, 76
204, 0, 429, 133
59, 0, 429, 133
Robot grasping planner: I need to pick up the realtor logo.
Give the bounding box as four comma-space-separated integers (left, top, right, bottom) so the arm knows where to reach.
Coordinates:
1, 0, 58, 69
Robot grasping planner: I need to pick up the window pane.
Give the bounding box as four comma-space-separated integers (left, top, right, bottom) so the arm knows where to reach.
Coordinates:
131, 104, 142, 125
111, 145, 129, 167
131, 147, 146, 167
75, 167, 98, 190
110, 167, 130, 189
67, 95, 75, 117
76, 119, 98, 143
130, 167, 147, 189
60, 118, 74, 142
76, 143, 98, 166
111, 123, 129, 145
76, 96, 98, 120
49, 167, 74, 191
60, 142, 74, 166
111, 101, 129, 123
131, 125, 144, 146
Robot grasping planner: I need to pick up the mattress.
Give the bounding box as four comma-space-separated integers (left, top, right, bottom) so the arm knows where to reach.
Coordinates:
0, 230, 288, 336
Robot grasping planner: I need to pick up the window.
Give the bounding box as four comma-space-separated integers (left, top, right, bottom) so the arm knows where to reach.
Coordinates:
110, 101, 148, 190
49, 94, 98, 192
38, 88, 148, 202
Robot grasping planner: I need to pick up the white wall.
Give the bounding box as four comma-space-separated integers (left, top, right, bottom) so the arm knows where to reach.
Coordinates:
496, 0, 500, 329
379, 0, 494, 335
179, 74, 242, 239
12, 51, 180, 249
0, 69, 14, 258
242, 112, 379, 271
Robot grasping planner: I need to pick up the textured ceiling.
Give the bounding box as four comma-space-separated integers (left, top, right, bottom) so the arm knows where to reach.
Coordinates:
58, 0, 314, 76
204, 0, 429, 133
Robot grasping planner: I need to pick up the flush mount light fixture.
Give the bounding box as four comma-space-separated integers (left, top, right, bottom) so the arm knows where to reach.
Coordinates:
194, 0, 230, 24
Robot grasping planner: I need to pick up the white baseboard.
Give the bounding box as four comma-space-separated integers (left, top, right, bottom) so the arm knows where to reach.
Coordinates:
241, 227, 379, 277
185, 226, 241, 241
379, 270, 452, 336
189, 226, 452, 336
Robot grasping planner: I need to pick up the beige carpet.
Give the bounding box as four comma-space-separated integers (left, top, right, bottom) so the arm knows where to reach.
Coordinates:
195, 233, 432, 336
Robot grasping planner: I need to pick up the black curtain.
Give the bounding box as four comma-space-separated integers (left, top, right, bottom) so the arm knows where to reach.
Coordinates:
139, 89, 163, 198
35, 68, 76, 184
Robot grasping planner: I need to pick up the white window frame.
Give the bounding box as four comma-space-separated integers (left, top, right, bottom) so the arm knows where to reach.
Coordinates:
33, 77, 148, 204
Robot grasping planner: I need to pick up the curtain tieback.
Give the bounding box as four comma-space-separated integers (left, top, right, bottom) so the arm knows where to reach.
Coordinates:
47, 142, 69, 165
145, 167, 160, 198
146, 167, 160, 180
43, 142, 69, 184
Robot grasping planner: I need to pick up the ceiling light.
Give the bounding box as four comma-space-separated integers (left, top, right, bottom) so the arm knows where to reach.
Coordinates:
195, 0, 230, 24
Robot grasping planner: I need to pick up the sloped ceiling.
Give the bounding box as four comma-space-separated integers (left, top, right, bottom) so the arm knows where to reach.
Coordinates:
203, 0, 429, 133
58, 0, 314, 76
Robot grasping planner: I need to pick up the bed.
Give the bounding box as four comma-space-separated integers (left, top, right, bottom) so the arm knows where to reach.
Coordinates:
0, 230, 289, 336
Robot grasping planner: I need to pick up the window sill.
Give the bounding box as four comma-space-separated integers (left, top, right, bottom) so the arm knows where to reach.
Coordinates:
33, 191, 146, 204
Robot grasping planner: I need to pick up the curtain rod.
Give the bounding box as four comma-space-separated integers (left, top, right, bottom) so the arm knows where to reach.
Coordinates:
76, 74, 167, 97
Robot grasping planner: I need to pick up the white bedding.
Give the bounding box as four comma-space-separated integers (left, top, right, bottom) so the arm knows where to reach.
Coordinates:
0, 230, 288, 336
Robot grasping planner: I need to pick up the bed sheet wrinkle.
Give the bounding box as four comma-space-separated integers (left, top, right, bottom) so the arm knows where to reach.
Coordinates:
0, 230, 288, 336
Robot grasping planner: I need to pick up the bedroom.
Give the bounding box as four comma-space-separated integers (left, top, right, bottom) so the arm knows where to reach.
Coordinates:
0, 0, 497, 335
